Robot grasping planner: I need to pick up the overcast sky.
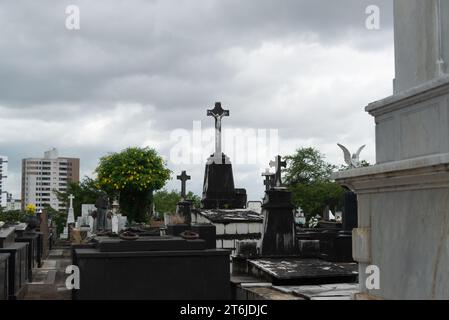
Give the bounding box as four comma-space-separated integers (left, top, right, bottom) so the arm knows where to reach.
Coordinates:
0, 0, 394, 202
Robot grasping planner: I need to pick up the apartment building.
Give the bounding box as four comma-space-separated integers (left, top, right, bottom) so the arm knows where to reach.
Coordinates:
0, 155, 7, 208
21, 148, 80, 211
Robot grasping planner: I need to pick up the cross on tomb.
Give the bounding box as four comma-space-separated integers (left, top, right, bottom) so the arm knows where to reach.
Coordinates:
262, 168, 275, 191
207, 102, 229, 164
177, 170, 191, 199
269, 155, 287, 187
68, 194, 75, 209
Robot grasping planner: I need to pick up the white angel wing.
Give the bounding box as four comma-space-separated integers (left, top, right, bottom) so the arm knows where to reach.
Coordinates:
337, 143, 352, 166
355, 145, 366, 158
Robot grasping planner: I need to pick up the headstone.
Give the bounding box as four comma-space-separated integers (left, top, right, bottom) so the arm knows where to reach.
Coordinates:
262, 168, 275, 191
176, 171, 192, 225
111, 215, 119, 234
177, 171, 191, 200
261, 156, 296, 256
111, 199, 120, 215
88, 216, 94, 234
81, 204, 96, 219
95, 193, 109, 231
118, 215, 127, 232
269, 155, 287, 188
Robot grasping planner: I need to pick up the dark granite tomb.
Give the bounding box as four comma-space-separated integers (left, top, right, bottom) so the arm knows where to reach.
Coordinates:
72, 235, 230, 300
248, 258, 358, 286
13, 223, 28, 238
294, 190, 357, 263
191, 224, 216, 249
261, 188, 296, 256
260, 156, 296, 256
343, 190, 358, 232
0, 242, 28, 299
15, 232, 40, 281
0, 253, 9, 300
0, 227, 15, 248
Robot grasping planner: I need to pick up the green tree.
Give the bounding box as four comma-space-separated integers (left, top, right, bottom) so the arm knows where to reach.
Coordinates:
154, 190, 180, 216
0, 209, 26, 223
187, 191, 202, 209
55, 176, 101, 218
43, 204, 66, 235
285, 147, 345, 218
153, 190, 201, 217
96, 147, 171, 223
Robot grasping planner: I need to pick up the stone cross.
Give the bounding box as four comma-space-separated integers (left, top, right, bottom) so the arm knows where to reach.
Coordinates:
262, 168, 275, 191
269, 155, 287, 187
68, 194, 75, 209
67, 194, 75, 224
177, 170, 191, 199
207, 102, 229, 164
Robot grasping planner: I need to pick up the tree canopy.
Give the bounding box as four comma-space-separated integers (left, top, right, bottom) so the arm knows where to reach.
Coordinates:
96, 147, 171, 222
55, 176, 101, 218
153, 190, 201, 217
284, 147, 345, 218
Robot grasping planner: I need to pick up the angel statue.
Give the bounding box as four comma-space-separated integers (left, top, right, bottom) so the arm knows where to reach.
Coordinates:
337, 144, 366, 168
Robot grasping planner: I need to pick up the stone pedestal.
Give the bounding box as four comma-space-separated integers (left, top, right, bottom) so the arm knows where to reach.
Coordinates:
332, 0, 449, 299
202, 156, 236, 209
334, 154, 449, 299
260, 188, 296, 256
334, 49, 449, 300
176, 200, 192, 225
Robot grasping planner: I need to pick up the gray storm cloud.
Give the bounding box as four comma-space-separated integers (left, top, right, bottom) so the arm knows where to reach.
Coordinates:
0, 0, 394, 200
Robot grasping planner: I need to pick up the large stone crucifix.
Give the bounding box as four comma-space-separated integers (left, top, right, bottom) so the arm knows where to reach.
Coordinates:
177, 170, 191, 199
207, 102, 229, 164
269, 155, 287, 188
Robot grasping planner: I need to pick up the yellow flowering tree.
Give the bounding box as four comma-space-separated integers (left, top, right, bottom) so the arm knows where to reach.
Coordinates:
25, 203, 36, 216
96, 147, 171, 223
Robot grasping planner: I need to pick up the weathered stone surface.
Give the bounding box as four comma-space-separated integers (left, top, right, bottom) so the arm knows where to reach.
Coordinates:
336, 158, 449, 299
394, 0, 449, 93
248, 258, 358, 286
352, 228, 371, 264
366, 79, 449, 163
